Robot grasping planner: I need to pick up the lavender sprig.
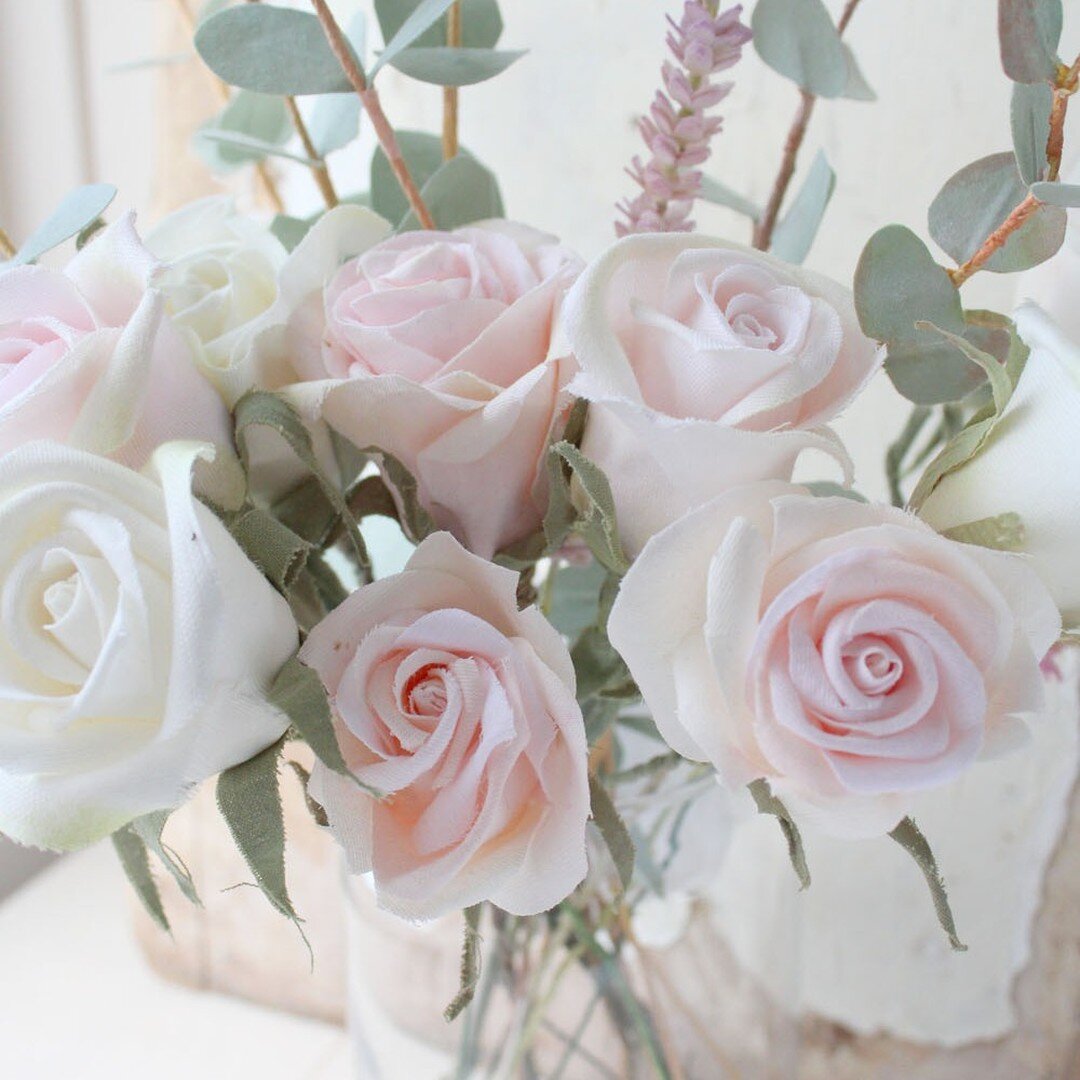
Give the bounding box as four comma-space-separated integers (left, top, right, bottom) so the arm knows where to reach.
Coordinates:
617, 2, 751, 237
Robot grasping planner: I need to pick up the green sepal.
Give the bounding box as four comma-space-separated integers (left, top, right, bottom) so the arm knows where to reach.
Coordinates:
589, 774, 636, 893
748, 778, 811, 890
889, 816, 967, 951
444, 904, 484, 1022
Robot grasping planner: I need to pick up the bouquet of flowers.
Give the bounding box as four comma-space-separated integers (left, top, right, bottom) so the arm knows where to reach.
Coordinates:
2, 0, 1078, 1073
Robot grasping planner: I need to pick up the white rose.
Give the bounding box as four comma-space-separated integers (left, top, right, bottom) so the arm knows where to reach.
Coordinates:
920, 303, 1080, 629
0, 440, 298, 851
563, 234, 882, 555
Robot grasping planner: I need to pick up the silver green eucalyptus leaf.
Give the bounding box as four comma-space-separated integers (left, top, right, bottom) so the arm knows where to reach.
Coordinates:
271, 214, 313, 253
841, 43, 876, 101
194, 90, 292, 173
751, 0, 848, 99
371, 0, 458, 76
389, 45, 525, 87
769, 149, 835, 264
195, 130, 319, 169
370, 129, 447, 225
12, 184, 117, 265
195, 6, 353, 94
1031, 181, 1080, 207
998, 0, 1063, 84
942, 512, 1026, 552
929, 151, 1066, 273
398, 153, 504, 231
306, 13, 368, 157
698, 175, 762, 220
375, 0, 503, 50
1011, 81, 1053, 184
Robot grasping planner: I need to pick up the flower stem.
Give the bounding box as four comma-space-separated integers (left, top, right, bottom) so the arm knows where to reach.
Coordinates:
310, 0, 436, 229
442, 2, 461, 161
0, 226, 15, 260
752, 0, 864, 250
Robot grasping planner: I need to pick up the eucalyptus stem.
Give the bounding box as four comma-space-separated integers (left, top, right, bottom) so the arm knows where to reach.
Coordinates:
752, 0, 864, 250
310, 0, 436, 229
443, 2, 462, 160
0, 226, 15, 260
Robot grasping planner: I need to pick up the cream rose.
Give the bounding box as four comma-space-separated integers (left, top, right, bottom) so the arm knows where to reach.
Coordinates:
920, 304, 1080, 629
302, 532, 589, 919
146, 196, 288, 405
609, 484, 1060, 837
0, 440, 298, 851
282, 216, 584, 559
0, 214, 231, 465
563, 235, 882, 555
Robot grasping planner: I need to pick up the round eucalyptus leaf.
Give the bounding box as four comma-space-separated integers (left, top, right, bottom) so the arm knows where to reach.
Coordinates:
194, 91, 291, 173
751, 0, 848, 99
1031, 181, 1080, 207
370, 130, 448, 226
769, 149, 835, 265
399, 154, 504, 231
389, 46, 524, 86
998, 0, 1063, 83
374, 0, 503, 50
13, 184, 118, 265
1011, 81, 1053, 184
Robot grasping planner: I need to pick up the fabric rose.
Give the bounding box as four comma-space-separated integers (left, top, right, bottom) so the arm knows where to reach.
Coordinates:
920, 304, 1080, 629
0, 440, 297, 851
563, 234, 882, 555
302, 532, 589, 919
283, 217, 584, 559
609, 483, 1060, 837
145, 196, 289, 405
0, 214, 231, 465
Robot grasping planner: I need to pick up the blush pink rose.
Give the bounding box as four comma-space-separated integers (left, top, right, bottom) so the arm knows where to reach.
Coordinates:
563, 235, 882, 555
285, 218, 583, 558
609, 483, 1061, 836
302, 532, 590, 919
0, 214, 231, 464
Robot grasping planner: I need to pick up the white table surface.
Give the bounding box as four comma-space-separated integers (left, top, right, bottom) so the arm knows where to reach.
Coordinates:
0, 845, 352, 1080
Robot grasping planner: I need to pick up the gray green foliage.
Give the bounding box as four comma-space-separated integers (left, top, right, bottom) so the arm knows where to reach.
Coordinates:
444, 905, 483, 1022
748, 778, 811, 890
9, 184, 117, 265
942, 512, 1026, 551
195, 6, 354, 95
589, 774, 636, 892
998, 0, 1063, 84
194, 90, 291, 173
371, 0, 459, 76
218, 504, 311, 592
840, 43, 876, 101
547, 559, 609, 641
308, 95, 363, 158
371, 130, 447, 225
698, 176, 762, 221
112, 825, 171, 933
1031, 181, 1080, 206
131, 810, 200, 906
360, 447, 437, 544
1011, 81, 1053, 183
770, 149, 835, 264
389, 46, 525, 87
889, 817, 967, 951
271, 214, 313, 252
374, 0, 503, 50
929, 152, 1065, 273
398, 153, 505, 231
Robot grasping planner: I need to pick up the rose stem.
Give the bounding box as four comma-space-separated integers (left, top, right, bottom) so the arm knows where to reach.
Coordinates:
244, 0, 338, 209
0, 227, 15, 260
310, 0, 436, 229
752, 0, 864, 251
949, 52, 1080, 287
442, 2, 461, 160
170, 0, 286, 213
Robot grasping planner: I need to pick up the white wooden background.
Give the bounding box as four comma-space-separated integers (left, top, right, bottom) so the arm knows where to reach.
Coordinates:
0, 0, 1077, 897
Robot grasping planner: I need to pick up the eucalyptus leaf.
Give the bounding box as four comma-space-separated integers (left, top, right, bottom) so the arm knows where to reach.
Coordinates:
195, 128, 321, 167
131, 810, 200, 906
998, 0, 1063, 84
551, 443, 630, 577
841, 43, 876, 101
942, 512, 1026, 551
271, 214, 312, 252
889, 817, 966, 951
589, 775, 636, 892
547, 559, 609, 641
748, 779, 810, 890
698, 175, 761, 220
307, 13, 368, 157
195, 6, 353, 95
751, 0, 847, 99
929, 151, 1066, 273
194, 90, 291, 174
112, 826, 170, 933
1011, 81, 1053, 184
370, 130, 446, 225
770, 149, 835, 264
1031, 181, 1080, 207
372, 0, 458, 76
375, 0, 503, 50
12, 184, 117, 265
390, 46, 524, 86
398, 153, 504, 231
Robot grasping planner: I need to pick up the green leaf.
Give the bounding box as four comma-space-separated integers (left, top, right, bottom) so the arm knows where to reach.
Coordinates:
914, 321, 1012, 413
271, 214, 312, 253
444, 904, 483, 1022
389, 46, 524, 86
751, 0, 848, 99
942, 511, 1026, 551
218, 503, 311, 592
589, 774, 635, 892
307, 13, 368, 157
375, 0, 503, 50
698, 176, 762, 220
370, 130, 446, 225
112, 825, 170, 933
998, 0, 1063, 84
130, 811, 201, 907
547, 559, 609, 640
361, 447, 437, 544
550, 443, 630, 576
12, 184, 117, 265
770, 149, 835, 265
803, 480, 868, 502
853, 225, 979, 404
841, 43, 876, 101
399, 153, 504, 231
195, 128, 320, 168
195, 6, 353, 94
372, 0, 458, 76
929, 152, 1066, 273
194, 90, 291, 174
1011, 81, 1053, 184
889, 817, 967, 951
748, 779, 810, 890
217, 737, 298, 922
1031, 181, 1080, 207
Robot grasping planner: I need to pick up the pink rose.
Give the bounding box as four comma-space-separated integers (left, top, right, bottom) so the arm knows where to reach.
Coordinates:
285, 217, 583, 558
0, 214, 231, 464
302, 532, 590, 919
564, 235, 882, 555
609, 484, 1061, 836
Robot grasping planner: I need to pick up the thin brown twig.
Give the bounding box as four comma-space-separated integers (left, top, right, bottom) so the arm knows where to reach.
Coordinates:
0, 227, 15, 260
442, 2, 461, 160
170, 0, 286, 213
310, 0, 436, 229
752, 0, 864, 250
